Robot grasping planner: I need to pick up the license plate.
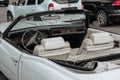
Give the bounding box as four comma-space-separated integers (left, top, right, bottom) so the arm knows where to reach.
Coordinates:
62, 7, 77, 10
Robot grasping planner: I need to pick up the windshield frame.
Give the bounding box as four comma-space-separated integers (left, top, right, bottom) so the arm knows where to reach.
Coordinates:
3, 10, 89, 38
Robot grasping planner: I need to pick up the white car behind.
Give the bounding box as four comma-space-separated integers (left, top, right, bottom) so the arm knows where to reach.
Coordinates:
7, 0, 83, 21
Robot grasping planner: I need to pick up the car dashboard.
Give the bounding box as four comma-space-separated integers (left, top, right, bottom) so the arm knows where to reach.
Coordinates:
7, 24, 87, 53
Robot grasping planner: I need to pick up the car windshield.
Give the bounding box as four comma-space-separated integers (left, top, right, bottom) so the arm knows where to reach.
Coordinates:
53, 0, 79, 4
10, 10, 86, 32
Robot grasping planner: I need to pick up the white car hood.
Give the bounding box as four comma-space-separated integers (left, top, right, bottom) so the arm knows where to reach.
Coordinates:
0, 22, 12, 33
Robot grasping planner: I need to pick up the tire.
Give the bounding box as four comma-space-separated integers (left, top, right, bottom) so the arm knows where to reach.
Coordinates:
96, 10, 109, 27
7, 12, 13, 22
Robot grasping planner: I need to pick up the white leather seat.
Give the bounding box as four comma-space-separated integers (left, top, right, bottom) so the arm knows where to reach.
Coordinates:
68, 32, 116, 62
33, 37, 71, 60
84, 32, 114, 52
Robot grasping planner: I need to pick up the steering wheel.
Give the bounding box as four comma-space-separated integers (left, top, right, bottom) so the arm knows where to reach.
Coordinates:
22, 29, 47, 52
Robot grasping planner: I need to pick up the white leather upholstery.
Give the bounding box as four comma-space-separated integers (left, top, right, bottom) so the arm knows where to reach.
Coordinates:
68, 32, 120, 62
90, 32, 114, 45
41, 37, 65, 50
33, 37, 71, 60
84, 42, 114, 52
84, 32, 114, 52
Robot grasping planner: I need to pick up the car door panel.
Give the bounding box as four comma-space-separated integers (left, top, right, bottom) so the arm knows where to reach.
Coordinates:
14, 6, 26, 18
26, 0, 36, 13
0, 39, 22, 80
14, 0, 27, 18
19, 54, 56, 80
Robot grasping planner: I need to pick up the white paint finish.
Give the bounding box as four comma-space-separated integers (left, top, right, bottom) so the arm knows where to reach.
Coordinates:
19, 54, 76, 80
19, 53, 120, 80
0, 39, 22, 80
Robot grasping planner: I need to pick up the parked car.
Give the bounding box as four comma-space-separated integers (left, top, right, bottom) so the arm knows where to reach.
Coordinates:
7, 0, 83, 22
0, 9, 87, 80
0, 0, 9, 6
83, 0, 120, 26
1, 9, 120, 80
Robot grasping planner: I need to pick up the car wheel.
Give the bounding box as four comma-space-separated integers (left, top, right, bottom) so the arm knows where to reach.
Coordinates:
7, 12, 13, 22
96, 10, 109, 27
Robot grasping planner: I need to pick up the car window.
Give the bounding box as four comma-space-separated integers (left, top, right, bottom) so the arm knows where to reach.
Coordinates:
52, 0, 79, 4
38, 0, 44, 4
27, 0, 35, 5
18, 0, 25, 5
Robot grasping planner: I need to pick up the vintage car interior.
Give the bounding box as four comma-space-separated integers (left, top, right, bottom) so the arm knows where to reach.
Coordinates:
4, 10, 120, 72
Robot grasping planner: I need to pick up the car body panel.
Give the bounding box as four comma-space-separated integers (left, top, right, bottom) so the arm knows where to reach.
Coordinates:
19, 54, 76, 80
19, 50, 120, 80
7, 5, 15, 18
0, 39, 22, 80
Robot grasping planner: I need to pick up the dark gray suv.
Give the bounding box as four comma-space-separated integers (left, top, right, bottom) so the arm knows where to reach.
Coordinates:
0, 0, 9, 6
83, 0, 120, 27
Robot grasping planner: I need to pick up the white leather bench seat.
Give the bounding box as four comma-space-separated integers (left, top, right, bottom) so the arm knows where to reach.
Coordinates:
38, 48, 71, 60
84, 42, 114, 52
68, 32, 118, 62
84, 32, 114, 52
68, 48, 120, 62
33, 37, 71, 60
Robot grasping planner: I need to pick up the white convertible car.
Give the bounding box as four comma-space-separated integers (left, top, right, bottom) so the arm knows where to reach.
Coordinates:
0, 10, 120, 80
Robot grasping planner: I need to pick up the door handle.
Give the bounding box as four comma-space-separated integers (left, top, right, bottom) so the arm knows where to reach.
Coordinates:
11, 57, 18, 63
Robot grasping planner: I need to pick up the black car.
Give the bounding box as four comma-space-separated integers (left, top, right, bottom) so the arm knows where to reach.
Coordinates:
0, 0, 9, 6
83, 0, 120, 26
